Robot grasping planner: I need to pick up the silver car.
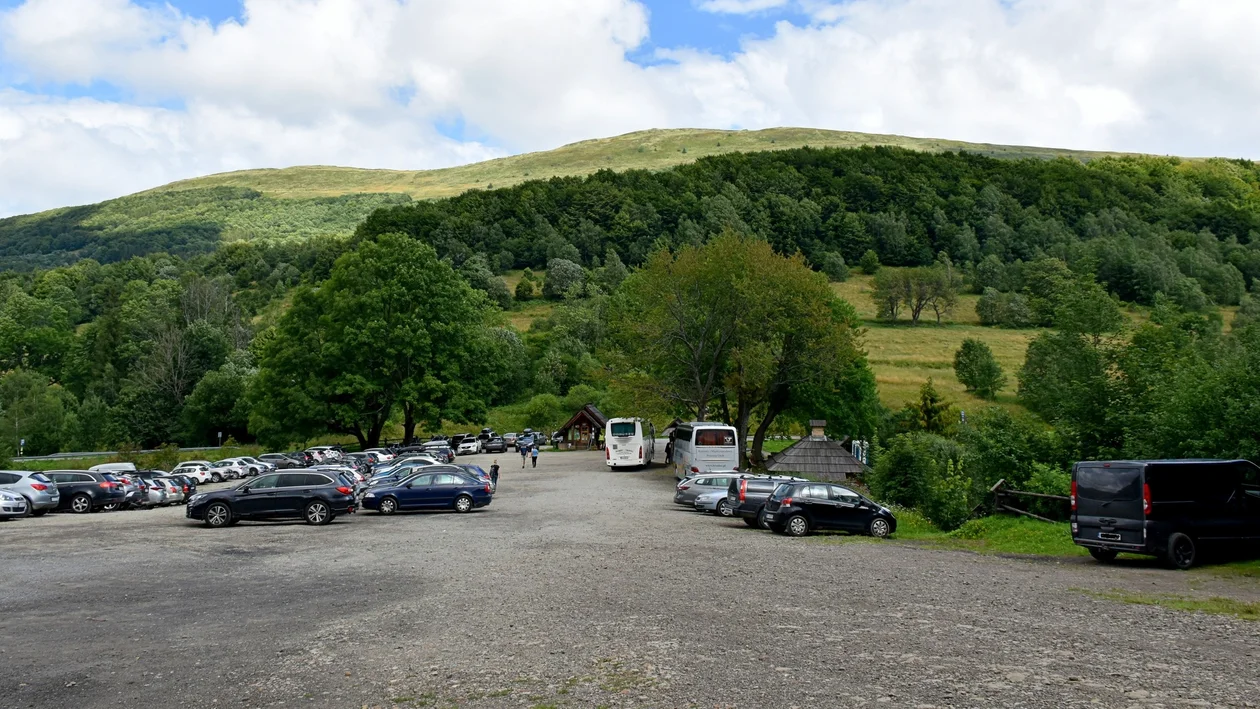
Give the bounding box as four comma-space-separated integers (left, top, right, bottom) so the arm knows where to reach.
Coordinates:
693, 489, 737, 516
0, 470, 60, 516
673, 473, 747, 506
0, 489, 29, 519
138, 477, 169, 507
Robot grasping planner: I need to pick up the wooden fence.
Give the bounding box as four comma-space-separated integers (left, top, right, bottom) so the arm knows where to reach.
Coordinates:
990, 478, 1070, 522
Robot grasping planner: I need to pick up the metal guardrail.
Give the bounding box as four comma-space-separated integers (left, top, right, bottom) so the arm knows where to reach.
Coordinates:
13, 446, 226, 462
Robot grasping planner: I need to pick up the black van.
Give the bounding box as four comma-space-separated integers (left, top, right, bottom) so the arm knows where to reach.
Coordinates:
1072, 459, 1260, 569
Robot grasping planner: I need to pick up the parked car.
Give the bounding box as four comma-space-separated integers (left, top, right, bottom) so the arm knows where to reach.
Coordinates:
503, 433, 518, 448
89, 462, 137, 474
222, 456, 272, 475
366, 460, 447, 488
45, 471, 127, 513
0, 489, 28, 519
186, 471, 356, 527
173, 461, 217, 481
360, 470, 493, 514
420, 442, 455, 463
674, 472, 753, 507
138, 475, 170, 507
456, 438, 481, 456
693, 489, 735, 516
214, 460, 253, 479
155, 476, 187, 505
483, 437, 508, 454
1072, 459, 1260, 569
105, 475, 147, 511
167, 464, 212, 484
259, 453, 302, 470
287, 451, 317, 467
762, 482, 897, 538
727, 476, 806, 528
0, 470, 60, 516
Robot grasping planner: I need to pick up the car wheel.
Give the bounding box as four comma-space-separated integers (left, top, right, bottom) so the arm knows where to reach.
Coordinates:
786, 514, 810, 537
757, 509, 771, 529
211, 472, 223, 483
1166, 532, 1196, 570
305, 500, 332, 525
454, 495, 474, 513
868, 517, 892, 538
27, 499, 46, 517
742, 516, 760, 528
70, 493, 93, 514
716, 499, 733, 517
1089, 548, 1118, 563
103, 502, 119, 511
205, 503, 232, 528
378, 497, 398, 515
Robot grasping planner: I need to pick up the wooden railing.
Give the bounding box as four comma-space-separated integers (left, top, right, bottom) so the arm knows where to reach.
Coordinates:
990, 478, 1070, 522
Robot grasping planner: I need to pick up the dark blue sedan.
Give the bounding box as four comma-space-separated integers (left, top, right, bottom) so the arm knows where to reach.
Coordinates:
360, 471, 492, 515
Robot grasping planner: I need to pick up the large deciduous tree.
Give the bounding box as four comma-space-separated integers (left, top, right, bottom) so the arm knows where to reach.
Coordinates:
608, 231, 879, 467
249, 233, 493, 448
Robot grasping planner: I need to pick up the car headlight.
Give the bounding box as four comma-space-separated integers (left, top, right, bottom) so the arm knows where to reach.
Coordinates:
363, 492, 375, 498
187, 494, 206, 504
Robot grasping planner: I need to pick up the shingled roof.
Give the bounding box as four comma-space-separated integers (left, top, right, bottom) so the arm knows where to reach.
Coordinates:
763, 426, 866, 481
557, 403, 608, 434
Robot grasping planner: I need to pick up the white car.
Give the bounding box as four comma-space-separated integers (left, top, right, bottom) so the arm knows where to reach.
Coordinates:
0, 489, 29, 519
456, 439, 481, 456
220, 457, 267, 475
173, 461, 217, 482
212, 460, 250, 480
363, 448, 393, 462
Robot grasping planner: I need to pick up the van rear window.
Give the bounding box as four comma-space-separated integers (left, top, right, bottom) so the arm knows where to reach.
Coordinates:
695, 429, 736, 446
610, 422, 637, 437
1077, 466, 1142, 501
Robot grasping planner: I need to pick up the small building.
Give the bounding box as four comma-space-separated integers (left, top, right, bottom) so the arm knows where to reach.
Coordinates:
555, 403, 608, 450
763, 420, 866, 481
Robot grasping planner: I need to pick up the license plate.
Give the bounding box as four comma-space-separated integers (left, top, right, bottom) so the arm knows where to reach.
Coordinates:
1098, 532, 1121, 541
764, 513, 776, 520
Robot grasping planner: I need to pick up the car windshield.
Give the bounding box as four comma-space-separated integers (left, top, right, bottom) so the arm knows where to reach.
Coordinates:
610, 422, 636, 437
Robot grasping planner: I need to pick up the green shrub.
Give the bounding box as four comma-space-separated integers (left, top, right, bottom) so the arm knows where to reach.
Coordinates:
820, 252, 849, 282
1022, 462, 1072, 519
868, 432, 962, 509
953, 338, 1006, 399
859, 249, 881, 275
922, 459, 973, 531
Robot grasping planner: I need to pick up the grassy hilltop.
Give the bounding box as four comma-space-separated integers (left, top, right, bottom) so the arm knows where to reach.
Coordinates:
147, 126, 1136, 201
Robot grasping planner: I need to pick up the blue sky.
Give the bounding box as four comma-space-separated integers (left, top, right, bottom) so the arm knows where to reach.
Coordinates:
1, 0, 1257, 216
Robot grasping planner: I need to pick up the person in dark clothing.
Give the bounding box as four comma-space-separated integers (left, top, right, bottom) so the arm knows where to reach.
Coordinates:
489, 460, 500, 488
520, 444, 529, 468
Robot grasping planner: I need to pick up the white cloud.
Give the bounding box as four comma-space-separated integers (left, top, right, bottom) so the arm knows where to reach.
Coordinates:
697, 0, 790, 14
1, 0, 1259, 216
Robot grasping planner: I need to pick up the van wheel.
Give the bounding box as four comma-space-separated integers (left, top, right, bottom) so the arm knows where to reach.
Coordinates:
1166, 533, 1196, 570
1089, 548, 1118, 563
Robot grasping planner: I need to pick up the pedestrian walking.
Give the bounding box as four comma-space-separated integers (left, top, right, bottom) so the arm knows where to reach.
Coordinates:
489, 460, 500, 488
520, 443, 529, 468
530, 445, 539, 468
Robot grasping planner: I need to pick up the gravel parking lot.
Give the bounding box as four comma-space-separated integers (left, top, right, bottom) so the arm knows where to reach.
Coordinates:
2, 450, 1258, 709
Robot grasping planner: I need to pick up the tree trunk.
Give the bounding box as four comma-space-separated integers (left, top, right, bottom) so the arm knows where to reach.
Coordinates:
402, 403, 416, 445
719, 393, 733, 426
735, 396, 753, 469
750, 386, 790, 467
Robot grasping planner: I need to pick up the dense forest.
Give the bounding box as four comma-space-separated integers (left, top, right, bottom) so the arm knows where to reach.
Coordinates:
0, 146, 1257, 527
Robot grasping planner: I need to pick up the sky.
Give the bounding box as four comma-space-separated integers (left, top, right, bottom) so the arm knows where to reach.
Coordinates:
1, 0, 1258, 216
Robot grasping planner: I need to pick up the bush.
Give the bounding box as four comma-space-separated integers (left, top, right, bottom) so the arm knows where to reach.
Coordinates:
819, 251, 849, 282
868, 432, 962, 509
543, 258, 586, 300
859, 249, 881, 274
976, 288, 1033, 328
953, 338, 1006, 399
922, 459, 973, 531
1022, 462, 1072, 519
514, 278, 535, 301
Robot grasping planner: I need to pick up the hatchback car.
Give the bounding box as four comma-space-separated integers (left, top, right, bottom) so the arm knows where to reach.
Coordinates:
763, 482, 897, 538
674, 473, 750, 507
186, 472, 356, 527
360, 471, 492, 514
483, 437, 508, 454
693, 489, 736, 516
0, 470, 60, 516
0, 489, 29, 519
259, 453, 302, 470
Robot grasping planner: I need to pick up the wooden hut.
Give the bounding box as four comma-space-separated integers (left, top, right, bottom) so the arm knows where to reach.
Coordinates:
555, 404, 608, 450
763, 420, 866, 481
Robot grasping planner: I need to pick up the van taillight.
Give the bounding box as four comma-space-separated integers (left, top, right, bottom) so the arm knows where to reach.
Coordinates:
605, 447, 610, 460
1070, 480, 1077, 512
739, 479, 747, 502
1143, 484, 1151, 515
690, 466, 699, 473
638, 446, 643, 460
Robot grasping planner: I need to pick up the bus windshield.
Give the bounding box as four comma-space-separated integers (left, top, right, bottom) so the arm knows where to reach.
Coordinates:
610, 422, 637, 437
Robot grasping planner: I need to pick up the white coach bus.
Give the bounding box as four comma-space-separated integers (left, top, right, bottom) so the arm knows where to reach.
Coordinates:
605, 418, 656, 469
671, 422, 739, 480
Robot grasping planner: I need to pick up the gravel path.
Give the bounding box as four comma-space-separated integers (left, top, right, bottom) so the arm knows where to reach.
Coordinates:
1, 451, 1257, 708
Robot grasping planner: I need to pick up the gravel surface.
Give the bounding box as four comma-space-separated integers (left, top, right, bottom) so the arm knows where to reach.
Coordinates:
2, 451, 1258, 709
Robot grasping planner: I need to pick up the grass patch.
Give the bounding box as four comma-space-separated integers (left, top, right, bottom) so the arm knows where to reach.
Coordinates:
1203, 559, 1260, 579
1084, 590, 1260, 621
881, 511, 1087, 558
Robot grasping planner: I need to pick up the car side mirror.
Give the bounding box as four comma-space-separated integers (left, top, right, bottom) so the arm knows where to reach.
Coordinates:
240, 487, 250, 494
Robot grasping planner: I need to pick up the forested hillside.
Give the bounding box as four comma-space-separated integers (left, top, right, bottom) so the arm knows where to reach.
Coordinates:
0, 127, 1141, 271
0, 143, 1256, 512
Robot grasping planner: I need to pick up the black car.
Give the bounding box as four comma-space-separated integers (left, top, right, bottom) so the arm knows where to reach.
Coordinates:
186, 471, 356, 527
727, 476, 803, 528
762, 482, 897, 537
483, 437, 508, 454
1072, 459, 1260, 569
45, 471, 127, 513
